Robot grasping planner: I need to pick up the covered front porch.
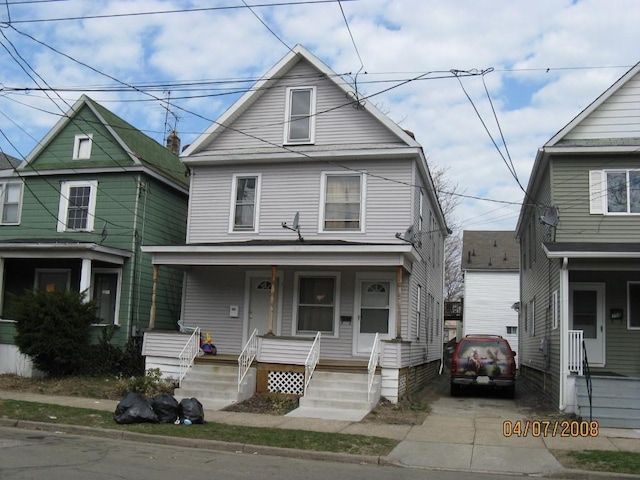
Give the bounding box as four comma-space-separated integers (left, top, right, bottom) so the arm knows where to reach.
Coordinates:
548, 243, 640, 426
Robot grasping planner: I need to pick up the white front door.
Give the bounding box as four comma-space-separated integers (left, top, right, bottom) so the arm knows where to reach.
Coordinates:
356, 279, 394, 354
569, 283, 605, 366
249, 278, 276, 337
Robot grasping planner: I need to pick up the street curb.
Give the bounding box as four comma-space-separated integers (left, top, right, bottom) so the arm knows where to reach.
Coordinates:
0, 418, 388, 466
547, 469, 640, 480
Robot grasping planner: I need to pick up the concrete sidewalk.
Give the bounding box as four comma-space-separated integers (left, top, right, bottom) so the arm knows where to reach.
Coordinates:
0, 389, 639, 478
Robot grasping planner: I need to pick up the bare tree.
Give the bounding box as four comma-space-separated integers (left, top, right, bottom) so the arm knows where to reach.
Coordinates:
429, 162, 464, 301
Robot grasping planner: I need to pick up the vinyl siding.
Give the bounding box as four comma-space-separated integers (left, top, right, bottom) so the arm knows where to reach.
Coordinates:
551, 155, 640, 243
520, 166, 560, 405
563, 74, 640, 140
203, 60, 401, 151
462, 271, 520, 355
187, 159, 413, 243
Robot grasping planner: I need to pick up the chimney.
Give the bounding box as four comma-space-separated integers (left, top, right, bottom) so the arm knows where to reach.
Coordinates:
166, 131, 181, 155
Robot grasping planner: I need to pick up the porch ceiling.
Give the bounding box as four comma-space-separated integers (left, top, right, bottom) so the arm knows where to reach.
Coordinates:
143, 241, 418, 272
0, 241, 131, 265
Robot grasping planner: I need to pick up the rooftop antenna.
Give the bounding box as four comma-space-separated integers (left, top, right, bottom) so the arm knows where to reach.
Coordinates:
282, 212, 303, 242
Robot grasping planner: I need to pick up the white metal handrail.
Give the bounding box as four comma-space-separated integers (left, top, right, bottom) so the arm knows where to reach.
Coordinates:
568, 329, 584, 375
178, 326, 201, 386
367, 333, 381, 402
238, 329, 259, 391
304, 331, 321, 396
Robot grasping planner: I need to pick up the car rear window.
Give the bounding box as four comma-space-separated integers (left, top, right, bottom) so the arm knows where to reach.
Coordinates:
454, 340, 512, 376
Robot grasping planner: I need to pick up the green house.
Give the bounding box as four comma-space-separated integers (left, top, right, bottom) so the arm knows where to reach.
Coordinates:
0, 95, 189, 376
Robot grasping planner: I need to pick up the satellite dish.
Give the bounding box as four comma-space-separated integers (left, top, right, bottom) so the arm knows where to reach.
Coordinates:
539, 206, 559, 227
395, 225, 416, 244
282, 212, 303, 242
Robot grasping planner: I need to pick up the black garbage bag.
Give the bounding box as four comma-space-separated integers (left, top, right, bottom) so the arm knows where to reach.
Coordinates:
114, 391, 158, 424
152, 393, 180, 424
179, 397, 205, 424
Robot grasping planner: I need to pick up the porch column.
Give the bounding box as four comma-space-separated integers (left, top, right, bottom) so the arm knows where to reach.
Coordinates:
559, 257, 569, 411
267, 265, 277, 336
149, 264, 159, 330
396, 266, 403, 339
80, 258, 92, 302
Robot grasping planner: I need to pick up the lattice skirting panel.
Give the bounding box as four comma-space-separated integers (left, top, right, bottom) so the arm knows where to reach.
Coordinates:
267, 370, 304, 395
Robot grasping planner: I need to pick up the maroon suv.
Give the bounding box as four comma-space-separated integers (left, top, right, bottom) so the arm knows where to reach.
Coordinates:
450, 335, 517, 398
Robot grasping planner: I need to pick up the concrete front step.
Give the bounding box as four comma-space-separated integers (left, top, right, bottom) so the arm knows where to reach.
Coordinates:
575, 376, 640, 428
299, 371, 381, 411
175, 365, 256, 411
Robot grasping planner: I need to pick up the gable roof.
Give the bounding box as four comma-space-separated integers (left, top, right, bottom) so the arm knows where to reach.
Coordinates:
0, 152, 21, 170
461, 230, 520, 271
546, 62, 640, 148
517, 62, 640, 236
182, 44, 421, 156
21, 95, 188, 190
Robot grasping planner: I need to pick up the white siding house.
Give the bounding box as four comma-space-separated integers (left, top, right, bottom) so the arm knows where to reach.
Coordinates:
142, 45, 448, 416
461, 231, 520, 357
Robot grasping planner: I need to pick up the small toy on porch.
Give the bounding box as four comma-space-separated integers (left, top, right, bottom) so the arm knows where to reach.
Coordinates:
201, 332, 217, 355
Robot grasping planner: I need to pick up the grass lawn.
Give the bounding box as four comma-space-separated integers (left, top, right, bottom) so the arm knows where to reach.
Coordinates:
0, 399, 397, 456
552, 449, 640, 476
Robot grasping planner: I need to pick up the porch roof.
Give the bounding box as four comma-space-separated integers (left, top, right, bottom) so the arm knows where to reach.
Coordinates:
0, 240, 132, 264
142, 240, 419, 271
544, 242, 640, 259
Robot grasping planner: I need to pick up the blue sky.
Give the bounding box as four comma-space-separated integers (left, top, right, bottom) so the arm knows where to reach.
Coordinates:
0, 0, 639, 233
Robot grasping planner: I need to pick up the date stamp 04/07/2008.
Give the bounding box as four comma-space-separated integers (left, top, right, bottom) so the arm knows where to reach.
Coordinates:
503, 420, 599, 438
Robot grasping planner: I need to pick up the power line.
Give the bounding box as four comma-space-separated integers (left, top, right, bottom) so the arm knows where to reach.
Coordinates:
3, 0, 358, 24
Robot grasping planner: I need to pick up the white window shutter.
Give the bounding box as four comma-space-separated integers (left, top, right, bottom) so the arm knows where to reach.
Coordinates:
589, 170, 605, 214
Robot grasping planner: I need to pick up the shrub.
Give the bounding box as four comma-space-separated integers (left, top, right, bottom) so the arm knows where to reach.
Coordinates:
14, 290, 96, 376
114, 368, 177, 398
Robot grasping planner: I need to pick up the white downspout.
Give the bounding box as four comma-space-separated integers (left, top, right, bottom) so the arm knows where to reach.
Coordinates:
559, 257, 569, 411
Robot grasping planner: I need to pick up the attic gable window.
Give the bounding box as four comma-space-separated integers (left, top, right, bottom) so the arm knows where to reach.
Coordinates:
73, 134, 93, 160
284, 86, 316, 144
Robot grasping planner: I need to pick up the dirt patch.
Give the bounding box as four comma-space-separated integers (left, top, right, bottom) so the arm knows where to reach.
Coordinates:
0, 374, 124, 400
222, 393, 299, 415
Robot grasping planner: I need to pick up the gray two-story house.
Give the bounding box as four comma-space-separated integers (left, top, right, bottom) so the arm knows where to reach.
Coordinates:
516, 62, 640, 427
143, 45, 448, 419
0, 95, 188, 376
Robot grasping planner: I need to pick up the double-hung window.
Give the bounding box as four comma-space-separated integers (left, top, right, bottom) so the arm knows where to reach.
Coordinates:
294, 273, 339, 335
0, 182, 23, 224
284, 87, 316, 144
590, 169, 640, 214
230, 174, 260, 232
73, 134, 93, 160
321, 172, 363, 231
57, 180, 98, 232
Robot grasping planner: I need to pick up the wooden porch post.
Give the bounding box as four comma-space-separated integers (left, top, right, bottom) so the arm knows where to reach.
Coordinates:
396, 266, 403, 339
267, 265, 277, 336
149, 264, 159, 330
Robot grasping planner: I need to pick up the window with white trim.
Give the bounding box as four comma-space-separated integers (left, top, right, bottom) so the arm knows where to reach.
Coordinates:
418, 190, 424, 232
552, 289, 559, 330
294, 273, 339, 335
0, 182, 23, 225
589, 169, 640, 214
73, 134, 93, 160
628, 282, 640, 329
230, 174, 260, 232
57, 180, 98, 232
321, 172, 363, 231
506, 326, 517, 335
284, 87, 316, 144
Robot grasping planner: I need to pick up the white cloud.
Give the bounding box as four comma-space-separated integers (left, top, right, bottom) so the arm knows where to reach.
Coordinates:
0, 0, 639, 233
